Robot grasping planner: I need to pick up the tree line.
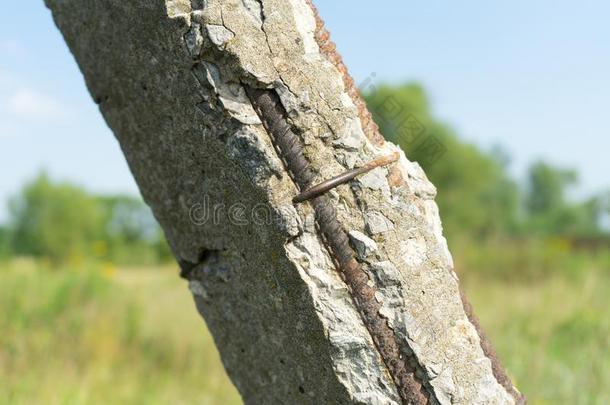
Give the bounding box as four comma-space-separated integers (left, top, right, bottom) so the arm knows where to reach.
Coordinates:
0, 82, 608, 266
0, 173, 171, 264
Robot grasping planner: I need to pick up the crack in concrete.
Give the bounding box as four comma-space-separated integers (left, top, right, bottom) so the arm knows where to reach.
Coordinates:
170, 0, 524, 402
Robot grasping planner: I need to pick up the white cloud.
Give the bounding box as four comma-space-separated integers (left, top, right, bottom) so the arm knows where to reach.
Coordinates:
0, 83, 73, 137
5, 87, 69, 119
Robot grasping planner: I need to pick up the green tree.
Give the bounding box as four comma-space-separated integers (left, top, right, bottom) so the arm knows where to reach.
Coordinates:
8, 173, 103, 263
525, 161, 577, 215
98, 195, 171, 264
6, 173, 173, 265
524, 161, 600, 236
0, 225, 10, 261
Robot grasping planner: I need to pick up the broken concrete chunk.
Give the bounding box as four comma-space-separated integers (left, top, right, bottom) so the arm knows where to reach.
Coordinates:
348, 230, 378, 258
241, 0, 264, 27
332, 118, 365, 151
193, 62, 260, 124
403, 160, 437, 199
275, 81, 301, 115
188, 279, 209, 300
206, 24, 235, 48
336, 151, 360, 170
365, 211, 395, 235
184, 22, 204, 57
274, 204, 302, 237
370, 261, 401, 286
358, 168, 390, 192
226, 126, 281, 183
217, 83, 261, 125
429, 368, 457, 405
166, 0, 191, 18
193, 61, 221, 88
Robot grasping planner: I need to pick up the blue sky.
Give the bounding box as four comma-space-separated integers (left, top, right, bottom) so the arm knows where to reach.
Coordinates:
1, 0, 609, 220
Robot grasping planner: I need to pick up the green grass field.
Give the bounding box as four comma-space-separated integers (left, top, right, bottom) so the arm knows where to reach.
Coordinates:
0, 260, 240, 405
463, 271, 610, 404
1, 258, 608, 404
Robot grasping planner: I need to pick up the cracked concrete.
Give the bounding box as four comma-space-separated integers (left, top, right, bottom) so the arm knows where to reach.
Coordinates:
44, 0, 521, 403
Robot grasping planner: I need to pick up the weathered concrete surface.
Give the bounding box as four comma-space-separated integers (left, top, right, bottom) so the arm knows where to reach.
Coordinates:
45, 0, 522, 403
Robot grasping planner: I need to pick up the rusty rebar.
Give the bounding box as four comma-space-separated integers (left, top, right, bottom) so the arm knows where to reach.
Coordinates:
292, 152, 400, 204
244, 86, 431, 405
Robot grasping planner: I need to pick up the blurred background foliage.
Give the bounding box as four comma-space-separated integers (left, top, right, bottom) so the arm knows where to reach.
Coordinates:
366, 84, 610, 283
4, 172, 172, 266
1, 83, 609, 404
